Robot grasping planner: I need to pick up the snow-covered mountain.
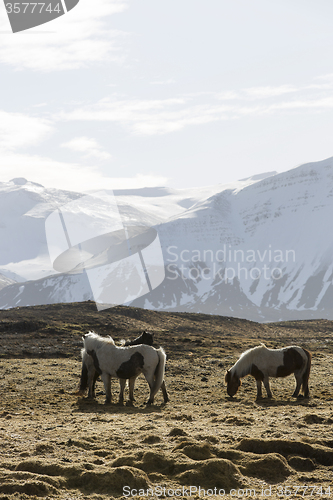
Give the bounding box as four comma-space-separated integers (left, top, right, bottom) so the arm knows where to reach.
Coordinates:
0, 159, 332, 322
133, 158, 333, 321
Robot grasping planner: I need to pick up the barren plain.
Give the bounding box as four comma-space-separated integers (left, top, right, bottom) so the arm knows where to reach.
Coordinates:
0, 302, 333, 500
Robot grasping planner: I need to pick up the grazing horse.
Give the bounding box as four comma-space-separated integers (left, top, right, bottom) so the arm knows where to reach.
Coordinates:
78, 331, 154, 400
225, 343, 311, 399
83, 331, 169, 405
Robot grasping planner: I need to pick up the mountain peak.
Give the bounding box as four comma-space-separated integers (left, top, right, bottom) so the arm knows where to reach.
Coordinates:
10, 178, 44, 188
239, 171, 278, 182
10, 177, 28, 185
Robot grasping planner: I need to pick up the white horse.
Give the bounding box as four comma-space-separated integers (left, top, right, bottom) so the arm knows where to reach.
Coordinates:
82, 331, 169, 405
78, 331, 154, 400
225, 343, 311, 399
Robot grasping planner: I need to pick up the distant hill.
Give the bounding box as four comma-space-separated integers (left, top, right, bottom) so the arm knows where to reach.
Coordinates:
0, 301, 332, 359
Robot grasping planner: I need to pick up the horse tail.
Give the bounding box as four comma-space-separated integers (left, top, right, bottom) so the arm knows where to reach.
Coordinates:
151, 348, 167, 400
87, 349, 102, 375
301, 348, 311, 397
76, 349, 88, 395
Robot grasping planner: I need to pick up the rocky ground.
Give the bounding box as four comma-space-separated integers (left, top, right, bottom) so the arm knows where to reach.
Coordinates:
0, 302, 333, 500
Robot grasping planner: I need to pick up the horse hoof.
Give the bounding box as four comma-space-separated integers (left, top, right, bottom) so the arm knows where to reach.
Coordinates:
75, 390, 85, 396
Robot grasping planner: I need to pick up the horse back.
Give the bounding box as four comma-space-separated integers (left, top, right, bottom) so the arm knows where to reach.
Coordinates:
125, 343, 158, 356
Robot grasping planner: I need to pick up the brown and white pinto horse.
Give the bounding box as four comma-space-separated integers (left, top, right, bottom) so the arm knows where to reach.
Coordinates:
78, 331, 154, 400
225, 343, 311, 400
82, 332, 168, 405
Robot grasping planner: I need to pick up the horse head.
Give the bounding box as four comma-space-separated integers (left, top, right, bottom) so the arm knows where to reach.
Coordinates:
225, 369, 241, 397
141, 331, 154, 346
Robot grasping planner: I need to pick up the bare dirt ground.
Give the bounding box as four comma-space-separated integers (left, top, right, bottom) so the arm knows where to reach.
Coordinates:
0, 302, 333, 500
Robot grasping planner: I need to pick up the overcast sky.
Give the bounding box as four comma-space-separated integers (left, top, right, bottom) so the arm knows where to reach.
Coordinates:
1, 0, 333, 192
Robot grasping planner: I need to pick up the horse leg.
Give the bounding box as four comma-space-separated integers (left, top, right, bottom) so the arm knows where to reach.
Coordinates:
303, 381, 310, 398
101, 372, 112, 403
118, 378, 126, 404
302, 349, 311, 398
91, 370, 99, 398
160, 380, 169, 403
144, 371, 155, 405
302, 377, 310, 398
87, 369, 99, 399
128, 376, 136, 403
256, 379, 263, 399
147, 386, 154, 404
292, 373, 302, 397
263, 377, 273, 398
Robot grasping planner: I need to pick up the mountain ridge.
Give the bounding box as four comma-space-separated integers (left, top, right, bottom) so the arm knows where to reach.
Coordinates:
0, 159, 332, 321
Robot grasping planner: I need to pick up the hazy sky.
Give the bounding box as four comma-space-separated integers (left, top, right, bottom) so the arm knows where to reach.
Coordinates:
1, 0, 333, 191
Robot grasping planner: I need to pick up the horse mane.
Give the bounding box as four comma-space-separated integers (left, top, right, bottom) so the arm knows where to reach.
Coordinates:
232, 343, 267, 378
84, 331, 115, 345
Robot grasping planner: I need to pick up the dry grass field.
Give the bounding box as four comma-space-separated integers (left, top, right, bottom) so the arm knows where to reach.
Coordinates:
0, 302, 333, 500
